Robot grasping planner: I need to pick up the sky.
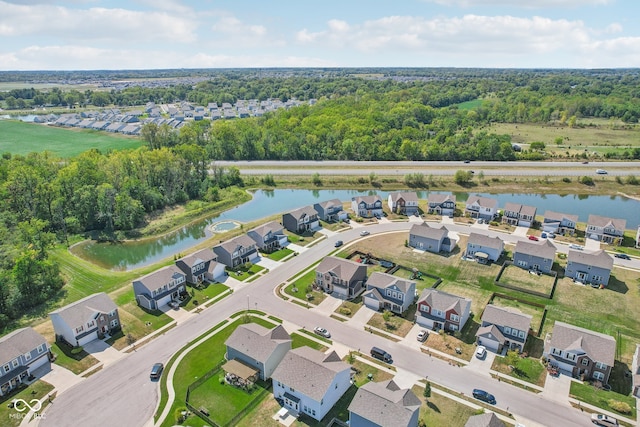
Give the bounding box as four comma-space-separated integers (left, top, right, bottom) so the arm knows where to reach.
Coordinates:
1, 0, 639, 70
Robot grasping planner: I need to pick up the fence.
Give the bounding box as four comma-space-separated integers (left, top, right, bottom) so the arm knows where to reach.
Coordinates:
494, 261, 559, 299
185, 360, 225, 427
487, 292, 548, 337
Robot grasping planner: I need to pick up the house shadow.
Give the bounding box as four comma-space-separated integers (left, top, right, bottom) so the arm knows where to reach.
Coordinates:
610, 360, 632, 395
459, 320, 481, 345
606, 275, 628, 294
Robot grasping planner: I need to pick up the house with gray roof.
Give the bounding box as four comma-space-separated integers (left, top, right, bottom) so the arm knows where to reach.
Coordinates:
543, 211, 578, 236
50, 293, 120, 347
586, 215, 626, 245
427, 193, 456, 217
0, 328, 51, 397
213, 234, 259, 268
565, 249, 613, 287
408, 222, 457, 254
282, 206, 320, 234
466, 233, 504, 264
132, 265, 187, 311
175, 248, 225, 284
247, 221, 288, 252
416, 289, 472, 332
502, 202, 537, 227
636, 225, 640, 248
465, 196, 498, 221
313, 199, 347, 222
225, 324, 291, 381
351, 195, 383, 218
272, 346, 351, 421
512, 239, 556, 274
348, 379, 421, 427
464, 413, 505, 427
476, 305, 532, 353
544, 321, 616, 384
387, 191, 419, 215
315, 256, 367, 300
633, 344, 640, 398
363, 272, 416, 315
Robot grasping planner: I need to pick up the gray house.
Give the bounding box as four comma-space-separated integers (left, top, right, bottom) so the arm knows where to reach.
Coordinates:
543, 211, 578, 236
362, 272, 416, 315
315, 256, 367, 300
502, 202, 537, 227
213, 234, 259, 268
247, 221, 288, 252
466, 233, 504, 263
133, 265, 187, 310
565, 249, 613, 287
349, 380, 421, 427
586, 215, 626, 245
476, 305, 532, 353
387, 191, 419, 215
0, 328, 51, 397
465, 196, 498, 221
464, 413, 505, 427
314, 199, 347, 222
224, 324, 291, 380
512, 239, 556, 274
408, 222, 456, 253
633, 344, 640, 398
416, 289, 472, 332
175, 248, 225, 284
282, 206, 320, 233
427, 194, 456, 216
351, 195, 383, 218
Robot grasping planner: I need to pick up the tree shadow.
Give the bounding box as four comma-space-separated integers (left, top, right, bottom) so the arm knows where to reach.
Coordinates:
426, 401, 440, 412
607, 275, 628, 294
609, 360, 632, 395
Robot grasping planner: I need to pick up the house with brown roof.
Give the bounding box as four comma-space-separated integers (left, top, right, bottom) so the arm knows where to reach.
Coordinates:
464, 413, 505, 427
315, 257, 367, 300
408, 222, 457, 254
282, 206, 320, 234
387, 191, 419, 215
0, 328, 51, 396
363, 272, 416, 315
313, 199, 347, 222
348, 380, 421, 427
543, 321, 616, 384
272, 347, 351, 421
133, 265, 187, 311
465, 196, 498, 221
213, 234, 259, 268
416, 289, 472, 332
586, 214, 626, 245
476, 305, 532, 353
351, 195, 383, 218
175, 248, 225, 284
427, 193, 456, 217
543, 211, 578, 236
512, 239, 556, 274
225, 324, 291, 380
565, 249, 613, 287
247, 221, 288, 252
502, 202, 537, 227
466, 233, 504, 263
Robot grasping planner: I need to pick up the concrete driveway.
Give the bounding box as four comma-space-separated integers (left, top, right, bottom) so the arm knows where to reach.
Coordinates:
161, 305, 194, 323
83, 339, 125, 366
513, 226, 530, 237
31, 363, 82, 395
313, 296, 343, 316
584, 237, 601, 251
541, 372, 572, 406
465, 348, 496, 377
256, 256, 282, 271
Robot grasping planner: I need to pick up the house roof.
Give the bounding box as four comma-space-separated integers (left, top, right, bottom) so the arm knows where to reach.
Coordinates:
348, 380, 421, 427
366, 272, 414, 294
134, 265, 185, 292
272, 347, 350, 401
514, 239, 556, 260
467, 233, 503, 250
225, 324, 291, 363
464, 412, 506, 427
476, 324, 506, 344
389, 191, 418, 203
287, 205, 317, 220
216, 234, 257, 254
0, 328, 48, 366
428, 193, 456, 205
176, 248, 216, 268
503, 202, 536, 217
49, 292, 117, 329
410, 222, 448, 241
417, 289, 471, 315
248, 220, 283, 238
543, 210, 579, 223
316, 256, 365, 282
548, 321, 615, 366
567, 249, 613, 270
481, 305, 532, 332
315, 198, 342, 210
352, 195, 381, 205
466, 196, 498, 209
587, 214, 626, 231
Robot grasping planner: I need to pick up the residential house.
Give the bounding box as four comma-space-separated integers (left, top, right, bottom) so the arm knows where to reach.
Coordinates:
565, 249, 613, 287
50, 293, 120, 347
502, 202, 537, 227
464, 413, 505, 427
315, 256, 367, 300
543, 211, 578, 236
408, 222, 457, 254
544, 321, 616, 384
476, 305, 532, 353
586, 214, 626, 245
466, 233, 504, 264
282, 206, 320, 234
0, 328, 51, 396
633, 344, 640, 398
512, 239, 556, 274
313, 199, 347, 222
416, 289, 472, 332
464, 196, 498, 221
351, 195, 383, 218
348, 380, 421, 427
132, 265, 187, 310
224, 324, 292, 381
362, 272, 416, 315
636, 226, 640, 248
387, 191, 419, 216
247, 221, 288, 253
175, 248, 225, 284
427, 194, 457, 217
213, 234, 259, 268
272, 347, 351, 421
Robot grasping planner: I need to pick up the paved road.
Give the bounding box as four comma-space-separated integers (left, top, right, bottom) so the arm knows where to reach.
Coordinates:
40, 222, 632, 427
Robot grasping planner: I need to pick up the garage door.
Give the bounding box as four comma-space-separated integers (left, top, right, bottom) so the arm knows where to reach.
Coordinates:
478, 338, 500, 352
156, 294, 172, 309
77, 332, 98, 347
29, 354, 50, 371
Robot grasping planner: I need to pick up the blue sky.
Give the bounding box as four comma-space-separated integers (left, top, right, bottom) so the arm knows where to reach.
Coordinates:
1, 0, 638, 70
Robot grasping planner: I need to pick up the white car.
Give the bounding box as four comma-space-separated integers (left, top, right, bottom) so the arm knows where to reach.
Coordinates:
591, 413, 619, 426
595, 169, 608, 175
569, 244, 584, 250
417, 330, 428, 342
475, 345, 487, 359
314, 327, 331, 338
360, 230, 370, 236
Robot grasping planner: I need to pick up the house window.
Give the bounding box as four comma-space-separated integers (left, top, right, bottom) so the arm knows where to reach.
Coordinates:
518, 330, 526, 339
109, 310, 117, 317
87, 320, 95, 328
504, 327, 512, 335
551, 348, 562, 356
593, 371, 604, 381
566, 353, 576, 361
75, 326, 83, 334
420, 305, 430, 313
450, 314, 459, 322
386, 289, 391, 296
12, 359, 19, 368
434, 309, 443, 317
3, 364, 9, 373
581, 359, 589, 366
595, 362, 607, 370
392, 291, 398, 299
111, 319, 119, 328
24, 353, 31, 361
38, 344, 45, 354
592, 275, 603, 282
289, 387, 295, 392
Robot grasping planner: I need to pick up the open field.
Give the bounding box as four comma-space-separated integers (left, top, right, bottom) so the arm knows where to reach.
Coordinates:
497, 263, 556, 297
0, 380, 54, 427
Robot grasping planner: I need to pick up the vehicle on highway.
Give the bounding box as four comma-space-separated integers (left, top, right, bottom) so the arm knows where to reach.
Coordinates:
475, 345, 487, 359
464, 159, 471, 163
582, 161, 589, 164
360, 230, 370, 236
314, 327, 331, 338
335, 240, 343, 247
370, 346, 393, 363
527, 235, 539, 241
596, 169, 608, 174
472, 389, 496, 404
417, 330, 428, 342
569, 244, 584, 250
150, 363, 164, 380
591, 413, 619, 426
614, 253, 631, 260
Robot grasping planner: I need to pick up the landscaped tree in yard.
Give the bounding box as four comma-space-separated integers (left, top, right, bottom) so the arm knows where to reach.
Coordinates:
423, 381, 431, 403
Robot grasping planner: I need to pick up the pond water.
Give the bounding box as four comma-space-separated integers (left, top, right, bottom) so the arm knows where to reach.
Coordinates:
71, 189, 640, 271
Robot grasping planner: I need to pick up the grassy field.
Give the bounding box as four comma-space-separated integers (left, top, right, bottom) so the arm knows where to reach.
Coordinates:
497, 264, 556, 297
50, 342, 99, 374
412, 384, 479, 427
570, 381, 637, 420
0, 380, 54, 427
492, 354, 547, 387
0, 120, 142, 157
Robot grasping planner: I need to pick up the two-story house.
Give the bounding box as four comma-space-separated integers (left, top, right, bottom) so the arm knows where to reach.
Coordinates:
633, 344, 640, 398
416, 289, 472, 332
362, 272, 416, 315
465, 196, 498, 222
464, 413, 505, 427
387, 191, 419, 216
315, 256, 367, 300
586, 215, 626, 245
544, 321, 616, 384
213, 234, 259, 268
636, 226, 640, 248
282, 206, 320, 234
348, 380, 421, 427
272, 347, 351, 421
313, 199, 347, 222
408, 222, 457, 254
466, 233, 504, 264
175, 248, 225, 284
50, 292, 120, 347
476, 305, 532, 353
225, 324, 291, 380
512, 239, 556, 274
502, 202, 537, 227
133, 265, 187, 310
427, 193, 457, 217
0, 328, 51, 396
565, 249, 614, 287
351, 195, 383, 219
247, 221, 288, 253
543, 211, 578, 236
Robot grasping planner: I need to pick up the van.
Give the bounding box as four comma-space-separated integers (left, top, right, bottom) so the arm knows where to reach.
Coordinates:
370, 347, 392, 363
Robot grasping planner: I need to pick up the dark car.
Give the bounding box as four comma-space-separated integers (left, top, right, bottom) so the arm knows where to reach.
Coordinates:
150, 363, 164, 380
472, 389, 496, 404
464, 159, 471, 163
334, 240, 343, 247
614, 253, 631, 260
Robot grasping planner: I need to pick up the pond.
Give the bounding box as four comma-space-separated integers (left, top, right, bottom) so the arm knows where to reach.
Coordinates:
71, 189, 640, 271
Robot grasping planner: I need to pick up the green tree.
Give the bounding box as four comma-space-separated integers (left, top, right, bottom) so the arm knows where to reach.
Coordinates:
423, 381, 432, 402
312, 172, 322, 186
454, 170, 473, 186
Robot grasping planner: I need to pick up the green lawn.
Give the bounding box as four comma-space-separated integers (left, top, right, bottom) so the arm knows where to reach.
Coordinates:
334, 299, 362, 318
412, 384, 479, 427
285, 267, 327, 305
290, 332, 329, 352
492, 354, 547, 387
349, 359, 394, 387
227, 264, 266, 281
498, 263, 556, 296
183, 283, 230, 308
108, 300, 173, 350
0, 380, 54, 427
570, 381, 637, 420
266, 248, 294, 261
51, 342, 99, 374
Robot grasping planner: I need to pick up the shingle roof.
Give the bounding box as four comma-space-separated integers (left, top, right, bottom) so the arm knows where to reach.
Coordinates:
249, 220, 283, 238
503, 202, 536, 217
316, 199, 342, 210
389, 191, 418, 203
418, 289, 471, 315
134, 265, 185, 292
567, 249, 613, 270
587, 214, 626, 230
0, 328, 48, 366
216, 234, 257, 253
353, 195, 382, 204
177, 248, 216, 268
428, 193, 456, 205
348, 380, 421, 427
366, 272, 414, 294
316, 256, 365, 282
49, 292, 117, 329
476, 324, 506, 344
481, 305, 532, 332
464, 412, 506, 427
272, 347, 350, 401
514, 239, 556, 260
543, 210, 578, 223
225, 324, 291, 363
549, 321, 615, 366
466, 196, 498, 209
467, 233, 503, 250
410, 222, 448, 241
287, 205, 318, 220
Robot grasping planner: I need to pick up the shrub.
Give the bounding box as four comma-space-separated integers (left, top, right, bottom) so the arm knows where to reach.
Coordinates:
608, 400, 632, 414
562, 177, 571, 183
70, 346, 84, 355
175, 407, 189, 424
339, 307, 352, 316
579, 176, 594, 186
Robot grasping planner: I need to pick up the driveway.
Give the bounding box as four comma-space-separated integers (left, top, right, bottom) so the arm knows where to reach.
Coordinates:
31, 363, 82, 395
513, 226, 530, 237
440, 215, 454, 225
471, 220, 489, 231
541, 372, 572, 406
313, 296, 343, 316
465, 348, 496, 377
348, 305, 376, 329
256, 256, 282, 271
316, 228, 337, 237
285, 242, 307, 253
584, 237, 601, 251
161, 305, 194, 324
400, 323, 427, 351
83, 339, 125, 366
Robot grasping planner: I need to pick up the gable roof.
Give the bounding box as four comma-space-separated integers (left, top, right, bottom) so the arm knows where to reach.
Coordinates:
49, 292, 117, 329
467, 233, 503, 250
466, 196, 498, 209
476, 324, 506, 344
389, 191, 418, 203
464, 413, 506, 427
216, 234, 257, 253
514, 239, 556, 260
587, 214, 626, 230
410, 222, 448, 241
481, 305, 532, 332
418, 288, 471, 315
0, 328, 48, 366
134, 265, 185, 292
248, 220, 283, 238
316, 256, 365, 281
352, 195, 382, 205
503, 202, 536, 217
549, 322, 615, 366
225, 324, 291, 363
543, 210, 578, 223
348, 380, 421, 426
428, 193, 456, 205
287, 205, 318, 220
567, 249, 613, 270
176, 248, 216, 268
366, 272, 414, 294
315, 198, 343, 210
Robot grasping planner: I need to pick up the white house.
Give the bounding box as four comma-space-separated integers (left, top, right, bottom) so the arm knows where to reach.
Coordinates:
387, 192, 419, 216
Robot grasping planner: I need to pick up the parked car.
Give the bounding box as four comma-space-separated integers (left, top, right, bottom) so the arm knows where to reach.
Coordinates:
475, 345, 487, 359
360, 230, 370, 236
596, 169, 608, 174
540, 232, 547, 238
472, 389, 496, 404
614, 253, 631, 260
591, 413, 619, 426
335, 240, 343, 247
569, 244, 584, 250
417, 330, 429, 342
528, 235, 539, 241
370, 346, 393, 363
314, 327, 331, 338
150, 363, 164, 380
547, 232, 556, 239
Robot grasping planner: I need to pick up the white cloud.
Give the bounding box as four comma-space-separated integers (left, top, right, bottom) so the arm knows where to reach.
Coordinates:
183, 53, 337, 68
421, 0, 612, 8
207, 13, 285, 48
